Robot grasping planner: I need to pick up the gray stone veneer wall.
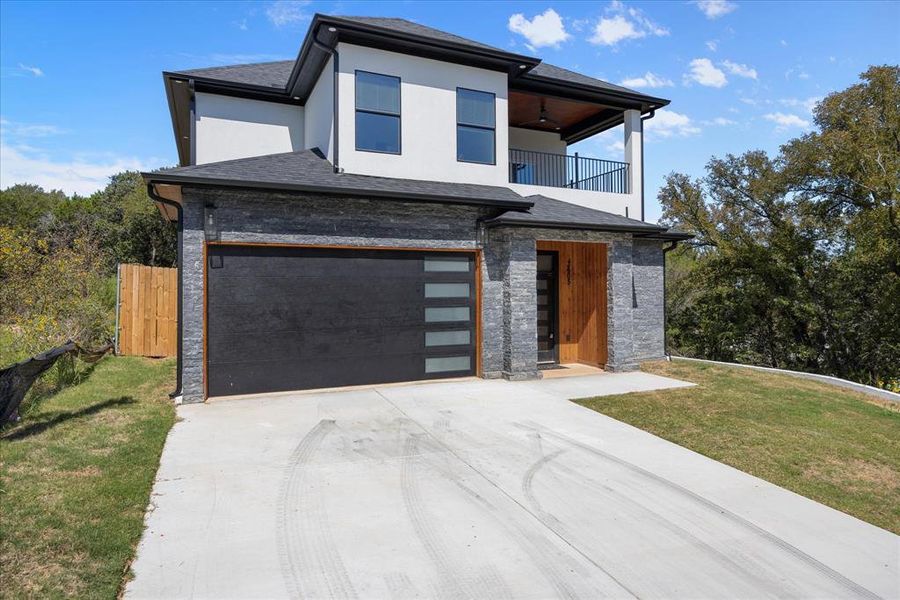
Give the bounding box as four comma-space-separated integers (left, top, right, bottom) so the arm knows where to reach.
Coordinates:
632, 239, 666, 362
178, 187, 666, 402
486, 227, 666, 372
179, 187, 505, 402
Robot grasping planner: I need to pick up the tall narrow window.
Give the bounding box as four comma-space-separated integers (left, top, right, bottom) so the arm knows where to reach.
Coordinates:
355, 71, 401, 154
457, 88, 495, 164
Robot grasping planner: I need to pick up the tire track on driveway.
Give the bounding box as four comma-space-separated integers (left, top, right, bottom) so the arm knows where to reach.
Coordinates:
519, 432, 804, 598
519, 421, 883, 600
277, 419, 358, 600
401, 434, 513, 600
375, 389, 639, 599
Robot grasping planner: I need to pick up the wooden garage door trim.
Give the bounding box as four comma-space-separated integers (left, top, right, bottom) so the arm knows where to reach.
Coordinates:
202, 241, 483, 399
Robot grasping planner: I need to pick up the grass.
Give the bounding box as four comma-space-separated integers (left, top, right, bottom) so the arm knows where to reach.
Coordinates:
575, 360, 900, 534
0, 356, 176, 599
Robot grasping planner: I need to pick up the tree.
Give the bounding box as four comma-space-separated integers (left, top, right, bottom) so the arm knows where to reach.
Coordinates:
660, 66, 899, 389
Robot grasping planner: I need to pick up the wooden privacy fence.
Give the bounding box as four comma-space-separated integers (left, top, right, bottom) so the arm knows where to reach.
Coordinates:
116, 264, 178, 357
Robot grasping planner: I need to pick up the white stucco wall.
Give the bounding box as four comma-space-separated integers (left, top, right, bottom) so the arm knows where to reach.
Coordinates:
304, 56, 334, 160
508, 127, 566, 154
335, 43, 509, 186
194, 92, 304, 165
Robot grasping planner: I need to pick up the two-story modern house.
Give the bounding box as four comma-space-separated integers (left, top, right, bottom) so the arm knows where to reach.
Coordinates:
143, 14, 689, 403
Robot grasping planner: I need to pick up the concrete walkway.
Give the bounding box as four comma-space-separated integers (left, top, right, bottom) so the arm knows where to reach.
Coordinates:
126, 372, 899, 599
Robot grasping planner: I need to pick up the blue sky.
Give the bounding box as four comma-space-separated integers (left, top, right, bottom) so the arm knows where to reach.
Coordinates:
1, 0, 898, 222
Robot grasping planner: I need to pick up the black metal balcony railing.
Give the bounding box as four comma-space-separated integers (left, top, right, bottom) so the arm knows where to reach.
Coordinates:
508, 148, 630, 194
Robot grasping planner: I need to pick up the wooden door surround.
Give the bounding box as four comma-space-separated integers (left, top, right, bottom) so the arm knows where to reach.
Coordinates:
536, 241, 608, 367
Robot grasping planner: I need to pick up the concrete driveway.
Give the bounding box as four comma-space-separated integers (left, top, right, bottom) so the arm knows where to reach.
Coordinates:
127, 372, 898, 599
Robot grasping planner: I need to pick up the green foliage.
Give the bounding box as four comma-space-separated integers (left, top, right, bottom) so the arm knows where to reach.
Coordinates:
0, 171, 175, 273
0, 356, 177, 597
0, 171, 174, 401
660, 66, 900, 390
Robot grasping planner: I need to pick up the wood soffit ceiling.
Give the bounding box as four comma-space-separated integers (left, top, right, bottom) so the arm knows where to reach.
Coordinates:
508, 91, 612, 133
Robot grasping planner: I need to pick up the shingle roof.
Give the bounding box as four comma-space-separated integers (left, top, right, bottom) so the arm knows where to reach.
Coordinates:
485, 195, 665, 233
336, 16, 510, 54
167, 18, 643, 101
175, 60, 294, 89
527, 63, 644, 97
143, 149, 532, 209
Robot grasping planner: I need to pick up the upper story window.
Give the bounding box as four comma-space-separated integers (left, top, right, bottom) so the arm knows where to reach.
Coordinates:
456, 88, 495, 165
355, 71, 401, 154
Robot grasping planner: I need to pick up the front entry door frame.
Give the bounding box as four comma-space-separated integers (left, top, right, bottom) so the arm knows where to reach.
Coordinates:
535, 240, 608, 368
537, 250, 559, 365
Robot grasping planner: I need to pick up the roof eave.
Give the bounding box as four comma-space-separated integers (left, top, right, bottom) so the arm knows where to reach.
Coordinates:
483, 217, 667, 235
635, 230, 695, 241
516, 74, 671, 108
285, 14, 542, 99
142, 172, 535, 211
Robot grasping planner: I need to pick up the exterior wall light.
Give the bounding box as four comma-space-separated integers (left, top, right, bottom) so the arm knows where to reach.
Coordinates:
204, 204, 218, 242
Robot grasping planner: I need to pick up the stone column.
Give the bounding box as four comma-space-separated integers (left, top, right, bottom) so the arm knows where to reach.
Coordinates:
606, 238, 637, 371
502, 232, 541, 380
180, 193, 206, 403
480, 230, 506, 378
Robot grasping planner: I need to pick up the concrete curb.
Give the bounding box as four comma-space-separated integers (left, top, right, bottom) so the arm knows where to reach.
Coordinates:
670, 356, 900, 404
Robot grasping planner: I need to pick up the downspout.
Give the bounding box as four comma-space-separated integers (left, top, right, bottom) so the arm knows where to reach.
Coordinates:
188, 79, 197, 165
147, 183, 183, 399
639, 109, 656, 223
311, 29, 340, 173
662, 239, 678, 360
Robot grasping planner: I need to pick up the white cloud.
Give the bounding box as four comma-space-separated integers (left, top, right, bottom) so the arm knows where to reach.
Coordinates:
508, 9, 570, 49
764, 112, 810, 131
705, 39, 718, 52
694, 0, 737, 19
620, 72, 673, 88
0, 118, 66, 137
684, 58, 727, 88
589, 1, 668, 47
0, 143, 154, 196
708, 117, 737, 126
266, 1, 310, 27
607, 139, 625, 153
645, 109, 701, 138
570, 18, 590, 32
576, 127, 625, 159
721, 60, 757, 80
18, 63, 43, 77
784, 66, 810, 80
780, 96, 821, 114
590, 15, 641, 46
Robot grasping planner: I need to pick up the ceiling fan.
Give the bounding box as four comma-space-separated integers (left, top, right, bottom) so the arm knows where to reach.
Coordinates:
521, 100, 561, 130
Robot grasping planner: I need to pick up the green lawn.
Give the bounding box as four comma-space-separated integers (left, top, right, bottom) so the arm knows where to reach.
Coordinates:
0, 356, 176, 599
576, 360, 900, 534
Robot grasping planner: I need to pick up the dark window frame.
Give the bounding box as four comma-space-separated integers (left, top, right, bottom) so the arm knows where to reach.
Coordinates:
355, 70, 402, 155
456, 87, 496, 166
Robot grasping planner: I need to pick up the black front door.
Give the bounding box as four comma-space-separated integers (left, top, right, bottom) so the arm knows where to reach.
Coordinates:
536, 251, 558, 364
206, 245, 477, 397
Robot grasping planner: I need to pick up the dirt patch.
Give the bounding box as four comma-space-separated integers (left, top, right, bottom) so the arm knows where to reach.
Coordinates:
804, 457, 899, 491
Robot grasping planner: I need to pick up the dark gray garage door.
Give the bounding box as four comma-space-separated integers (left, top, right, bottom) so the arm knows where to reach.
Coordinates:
206, 245, 477, 397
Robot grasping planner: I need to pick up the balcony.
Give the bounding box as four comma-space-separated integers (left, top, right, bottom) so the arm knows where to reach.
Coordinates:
508, 148, 630, 195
